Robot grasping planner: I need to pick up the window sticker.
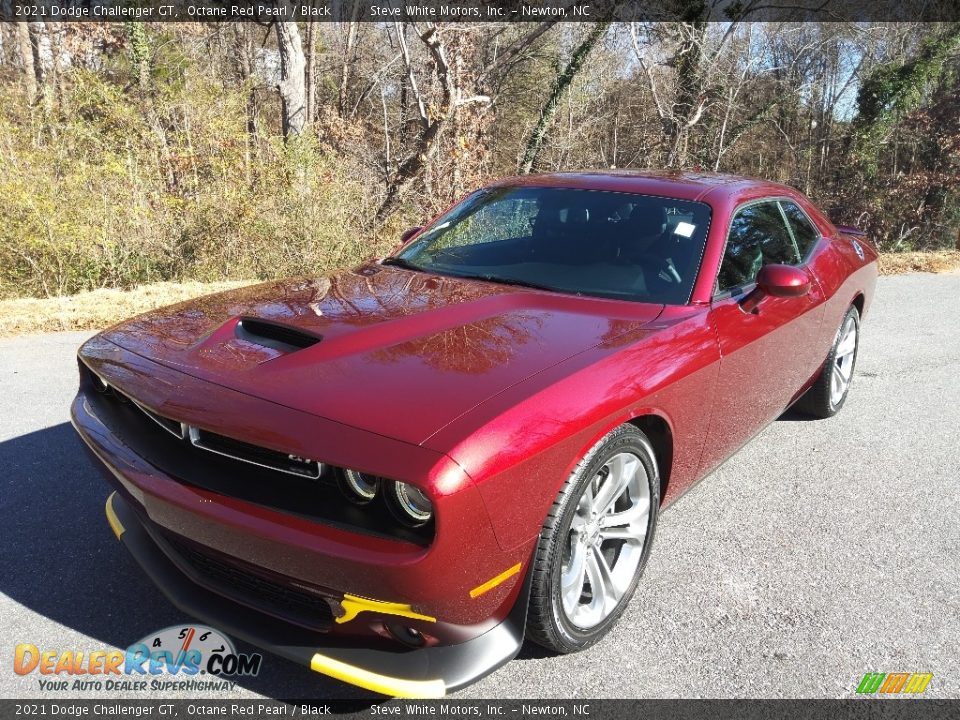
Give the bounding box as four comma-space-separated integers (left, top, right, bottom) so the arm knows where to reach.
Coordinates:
674, 221, 696, 238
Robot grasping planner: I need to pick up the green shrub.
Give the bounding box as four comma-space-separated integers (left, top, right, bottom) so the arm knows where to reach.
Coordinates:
0, 70, 393, 299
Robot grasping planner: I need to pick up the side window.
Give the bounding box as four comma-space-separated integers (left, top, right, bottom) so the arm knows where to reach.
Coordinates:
717, 201, 798, 292
779, 201, 820, 259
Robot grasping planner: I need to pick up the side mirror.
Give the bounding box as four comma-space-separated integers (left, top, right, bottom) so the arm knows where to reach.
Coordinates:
741, 264, 810, 313
398, 227, 422, 247
756, 264, 810, 298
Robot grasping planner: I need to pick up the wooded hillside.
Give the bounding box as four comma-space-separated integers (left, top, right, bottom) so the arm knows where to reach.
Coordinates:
0, 19, 957, 299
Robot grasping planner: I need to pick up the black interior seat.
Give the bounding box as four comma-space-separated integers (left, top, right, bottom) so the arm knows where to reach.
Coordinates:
532, 204, 593, 265
617, 202, 666, 262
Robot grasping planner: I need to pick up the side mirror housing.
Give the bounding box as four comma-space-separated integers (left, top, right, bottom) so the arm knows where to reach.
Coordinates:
741, 264, 810, 313
756, 264, 810, 298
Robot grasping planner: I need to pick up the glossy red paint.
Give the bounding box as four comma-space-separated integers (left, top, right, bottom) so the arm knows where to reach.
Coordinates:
72, 170, 877, 691
756, 264, 811, 297
98, 273, 663, 446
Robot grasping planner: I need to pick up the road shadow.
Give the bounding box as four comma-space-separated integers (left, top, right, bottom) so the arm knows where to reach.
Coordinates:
514, 643, 553, 661
776, 407, 818, 423
0, 422, 379, 703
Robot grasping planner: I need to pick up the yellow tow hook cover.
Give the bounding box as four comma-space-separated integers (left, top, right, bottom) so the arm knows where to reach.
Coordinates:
336, 594, 436, 625
104, 492, 125, 540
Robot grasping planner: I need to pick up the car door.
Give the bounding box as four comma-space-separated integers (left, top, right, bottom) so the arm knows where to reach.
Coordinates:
697, 199, 827, 476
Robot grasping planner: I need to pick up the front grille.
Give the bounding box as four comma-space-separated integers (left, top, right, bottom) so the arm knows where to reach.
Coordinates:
164, 533, 335, 631
130, 398, 185, 439
88, 365, 321, 479
187, 426, 321, 479
80, 360, 435, 546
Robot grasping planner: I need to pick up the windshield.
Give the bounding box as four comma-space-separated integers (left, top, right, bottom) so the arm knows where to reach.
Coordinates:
394, 186, 711, 304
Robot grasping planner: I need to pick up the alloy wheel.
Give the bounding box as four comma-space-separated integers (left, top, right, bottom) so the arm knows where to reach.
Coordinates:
560, 451, 651, 629
830, 315, 858, 407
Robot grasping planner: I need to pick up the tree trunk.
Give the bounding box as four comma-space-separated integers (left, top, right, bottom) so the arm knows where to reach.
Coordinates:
47, 22, 63, 109
375, 110, 445, 225
15, 21, 37, 104
666, 21, 707, 167
125, 22, 150, 90
275, 20, 307, 139
376, 25, 453, 224
338, 19, 359, 117
305, 11, 317, 125
28, 21, 44, 90
519, 23, 609, 174
232, 24, 257, 183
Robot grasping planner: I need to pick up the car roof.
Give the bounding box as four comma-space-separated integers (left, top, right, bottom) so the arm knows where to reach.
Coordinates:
487, 169, 798, 205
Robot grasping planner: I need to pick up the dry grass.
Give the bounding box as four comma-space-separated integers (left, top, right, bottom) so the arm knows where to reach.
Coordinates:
0, 281, 255, 337
2, 251, 959, 338
878, 250, 960, 276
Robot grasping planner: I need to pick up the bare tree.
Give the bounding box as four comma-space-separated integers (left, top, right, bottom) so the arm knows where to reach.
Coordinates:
519, 23, 610, 174
15, 21, 36, 104
275, 19, 307, 138
126, 22, 150, 90
375, 23, 463, 224
305, 10, 318, 125
337, 4, 363, 118
2, 17, 956, 303
375, 21, 559, 223
630, 22, 715, 167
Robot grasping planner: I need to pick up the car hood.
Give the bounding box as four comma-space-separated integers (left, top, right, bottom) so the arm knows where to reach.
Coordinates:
102, 265, 664, 445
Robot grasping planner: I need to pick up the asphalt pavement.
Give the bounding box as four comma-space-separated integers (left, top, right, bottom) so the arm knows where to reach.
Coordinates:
1, 272, 958, 700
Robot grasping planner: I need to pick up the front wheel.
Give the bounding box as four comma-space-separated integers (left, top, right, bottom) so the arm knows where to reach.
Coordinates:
526, 424, 659, 654
796, 305, 860, 418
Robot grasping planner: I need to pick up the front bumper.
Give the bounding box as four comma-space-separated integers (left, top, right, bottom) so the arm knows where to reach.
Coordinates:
72, 336, 535, 696
103, 492, 530, 697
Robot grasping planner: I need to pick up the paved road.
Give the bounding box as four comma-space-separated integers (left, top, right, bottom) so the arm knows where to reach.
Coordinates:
1, 273, 958, 701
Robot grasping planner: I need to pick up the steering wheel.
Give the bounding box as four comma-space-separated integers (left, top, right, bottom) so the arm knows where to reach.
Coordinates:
637, 253, 683, 285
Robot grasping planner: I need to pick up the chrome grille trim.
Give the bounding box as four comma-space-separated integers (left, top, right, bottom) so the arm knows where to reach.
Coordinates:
187, 426, 323, 480
103, 383, 185, 440
133, 399, 187, 440
101, 375, 322, 480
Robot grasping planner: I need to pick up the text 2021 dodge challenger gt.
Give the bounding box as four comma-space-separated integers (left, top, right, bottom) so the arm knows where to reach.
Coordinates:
72, 171, 876, 697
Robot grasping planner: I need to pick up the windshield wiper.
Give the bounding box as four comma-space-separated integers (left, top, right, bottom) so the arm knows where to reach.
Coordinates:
456, 273, 566, 294
381, 257, 426, 273
383, 261, 564, 294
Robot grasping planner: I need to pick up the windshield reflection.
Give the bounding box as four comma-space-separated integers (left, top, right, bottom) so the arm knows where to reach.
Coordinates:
396, 187, 712, 305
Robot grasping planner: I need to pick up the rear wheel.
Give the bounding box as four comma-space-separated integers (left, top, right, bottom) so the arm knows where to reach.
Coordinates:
526, 425, 659, 654
796, 305, 860, 418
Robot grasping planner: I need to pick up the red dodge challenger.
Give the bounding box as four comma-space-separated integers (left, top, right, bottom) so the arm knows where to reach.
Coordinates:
72, 171, 877, 697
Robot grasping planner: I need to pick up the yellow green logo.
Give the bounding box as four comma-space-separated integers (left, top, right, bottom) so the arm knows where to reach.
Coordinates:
856, 672, 933, 694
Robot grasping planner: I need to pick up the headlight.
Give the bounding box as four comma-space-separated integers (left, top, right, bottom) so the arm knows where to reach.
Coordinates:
338, 468, 381, 504
387, 481, 433, 527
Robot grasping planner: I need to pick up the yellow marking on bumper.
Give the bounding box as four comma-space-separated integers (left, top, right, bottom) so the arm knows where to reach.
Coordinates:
105, 492, 125, 540
469, 562, 522, 599
310, 653, 445, 698
336, 594, 436, 625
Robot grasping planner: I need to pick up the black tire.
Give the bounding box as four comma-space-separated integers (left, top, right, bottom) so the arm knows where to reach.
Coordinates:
795, 305, 860, 418
526, 424, 659, 654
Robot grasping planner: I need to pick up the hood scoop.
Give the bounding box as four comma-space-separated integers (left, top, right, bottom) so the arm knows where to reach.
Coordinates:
235, 317, 322, 353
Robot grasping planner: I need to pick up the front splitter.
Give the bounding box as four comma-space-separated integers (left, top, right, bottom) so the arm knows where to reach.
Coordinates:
104, 492, 531, 698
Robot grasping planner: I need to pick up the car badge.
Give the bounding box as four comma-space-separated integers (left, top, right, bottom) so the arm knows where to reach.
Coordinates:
852, 239, 865, 260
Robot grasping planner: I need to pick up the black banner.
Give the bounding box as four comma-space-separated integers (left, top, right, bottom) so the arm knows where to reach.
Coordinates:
1, 0, 959, 23
3, 699, 959, 720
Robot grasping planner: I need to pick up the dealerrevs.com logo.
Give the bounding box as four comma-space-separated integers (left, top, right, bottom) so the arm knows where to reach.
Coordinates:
13, 625, 262, 692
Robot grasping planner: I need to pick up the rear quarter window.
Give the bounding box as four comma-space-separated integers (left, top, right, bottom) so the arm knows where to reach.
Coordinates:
780, 201, 821, 259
